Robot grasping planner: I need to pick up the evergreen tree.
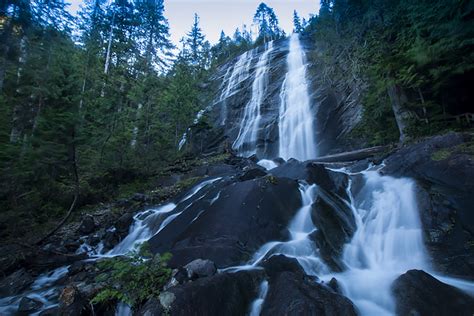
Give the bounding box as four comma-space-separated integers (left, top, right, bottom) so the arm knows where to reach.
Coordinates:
184, 14, 206, 68
293, 10, 303, 33
253, 2, 282, 43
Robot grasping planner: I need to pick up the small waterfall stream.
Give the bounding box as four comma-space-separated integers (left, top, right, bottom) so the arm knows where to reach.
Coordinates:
278, 34, 317, 161
233, 42, 274, 156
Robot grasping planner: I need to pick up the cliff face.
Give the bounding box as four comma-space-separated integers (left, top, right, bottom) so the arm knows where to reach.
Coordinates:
182, 36, 365, 158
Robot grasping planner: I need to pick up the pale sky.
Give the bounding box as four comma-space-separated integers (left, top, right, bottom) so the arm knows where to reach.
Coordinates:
67, 0, 320, 45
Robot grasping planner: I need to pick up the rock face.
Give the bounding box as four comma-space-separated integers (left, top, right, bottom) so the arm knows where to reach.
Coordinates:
167, 270, 262, 316
392, 269, 474, 316
183, 37, 364, 158
260, 255, 357, 316
0, 269, 34, 297
183, 259, 217, 279
149, 175, 302, 268
384, 132, 474, 277
17, 297, 43, 314
311, 189, 356, 271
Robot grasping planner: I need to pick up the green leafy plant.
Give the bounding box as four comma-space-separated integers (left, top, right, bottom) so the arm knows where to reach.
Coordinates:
92, 243, 172, 307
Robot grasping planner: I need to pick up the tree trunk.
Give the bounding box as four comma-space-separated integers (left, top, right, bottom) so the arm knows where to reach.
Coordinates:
9, 36, 28, 143
387, 83, 411, 143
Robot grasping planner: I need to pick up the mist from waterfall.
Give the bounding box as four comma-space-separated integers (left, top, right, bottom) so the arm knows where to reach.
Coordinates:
233, 42, 274, 156
278, 34, 317, 161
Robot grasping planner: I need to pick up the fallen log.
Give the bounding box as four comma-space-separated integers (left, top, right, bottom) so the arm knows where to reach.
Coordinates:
311, 145, 392, 163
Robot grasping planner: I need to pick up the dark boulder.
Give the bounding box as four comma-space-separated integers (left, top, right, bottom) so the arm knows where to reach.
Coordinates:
17, 297, 43, 314
310, 189, 356, 271
167, 270, 262, 316
261, 254, 305, 278
39, 307, 60, 315
116, 212, 134, 233
392, 269, 474, 316
261, 269, 357, 316
135, 297, 164, 316
78, 215, 96, 235
239, 168, 267, 181
183, 259, 217, 280
307, 162, 349, 198
0, 269, 34, 297
58, 285, 89, 316
149, 176, 302, 268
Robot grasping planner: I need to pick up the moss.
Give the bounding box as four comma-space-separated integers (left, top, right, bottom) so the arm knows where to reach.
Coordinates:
431, 148, 452, 161
266, 175, 278, 185
176, 176, 202, 190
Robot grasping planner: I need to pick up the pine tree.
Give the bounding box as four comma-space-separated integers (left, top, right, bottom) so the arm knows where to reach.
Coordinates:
293, 10, 303, 33
253, 2, 282, 43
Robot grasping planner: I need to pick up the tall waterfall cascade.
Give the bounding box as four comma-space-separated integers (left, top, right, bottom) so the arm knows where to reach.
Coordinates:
278, 34, 317, 161
233, 42, 274, 156
219, 50, 254, 125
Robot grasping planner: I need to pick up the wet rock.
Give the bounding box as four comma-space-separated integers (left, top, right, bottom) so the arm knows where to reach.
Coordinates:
103, 230, 120, 251
167, 270, 262, 316
261, 254, 305, 278
239, 168, 267, 181
310, 189, 356, 271
78, 215, 96, 235
18, 297, 43, 314
0, 268, 34, 297
307, 162, 349, 198
159, 291, 176, 310
384, 133, 474, 277
59, 285, 89, 316
327, 277, 342, 294
149, 176, 302, 268
39, 307, 59, 316
261, 268, 357, 316
136, 297, 164, 316
184, 259, 217, 279
116, 212, 134, 232
392, 269, 474, 316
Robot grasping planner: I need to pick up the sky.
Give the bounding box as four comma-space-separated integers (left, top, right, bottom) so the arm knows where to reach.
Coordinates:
67, 0, 320, 46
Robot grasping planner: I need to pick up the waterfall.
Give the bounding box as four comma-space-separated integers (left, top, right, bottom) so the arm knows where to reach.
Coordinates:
109, 177, 221, 256
179, 50, 253, 150
278, 34, 317, 161
233, 42, 274, 156
333, 170, 431, 315
219, 50, 254, 125
248, 280, 269, 316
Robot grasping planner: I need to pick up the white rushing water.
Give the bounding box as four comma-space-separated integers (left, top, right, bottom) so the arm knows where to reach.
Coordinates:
109, 177, 221, 256
248, 280, 269, 316
0, 265, 70, 315
233, 42, 274, 156
278, 34, 317, 161
332, 171, 431, 315
219, 50, 254, 125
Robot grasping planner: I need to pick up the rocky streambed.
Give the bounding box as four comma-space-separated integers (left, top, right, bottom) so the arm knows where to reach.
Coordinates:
1, 132, 474, 315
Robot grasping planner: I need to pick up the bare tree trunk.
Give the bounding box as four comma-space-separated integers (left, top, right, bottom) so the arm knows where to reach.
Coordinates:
387, 83, 412, 143
101, 10, 115, 97
9, 36, 28, 143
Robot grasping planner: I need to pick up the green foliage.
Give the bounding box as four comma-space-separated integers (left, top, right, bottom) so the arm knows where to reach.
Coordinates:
307, 0, 474, 144
92, 246, 172, 307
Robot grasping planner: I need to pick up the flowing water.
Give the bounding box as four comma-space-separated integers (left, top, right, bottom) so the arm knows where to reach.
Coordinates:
219, 51, 254, 125
330, 170, 431, 315
278, 34, 317, 161
233, 42, 274, 156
